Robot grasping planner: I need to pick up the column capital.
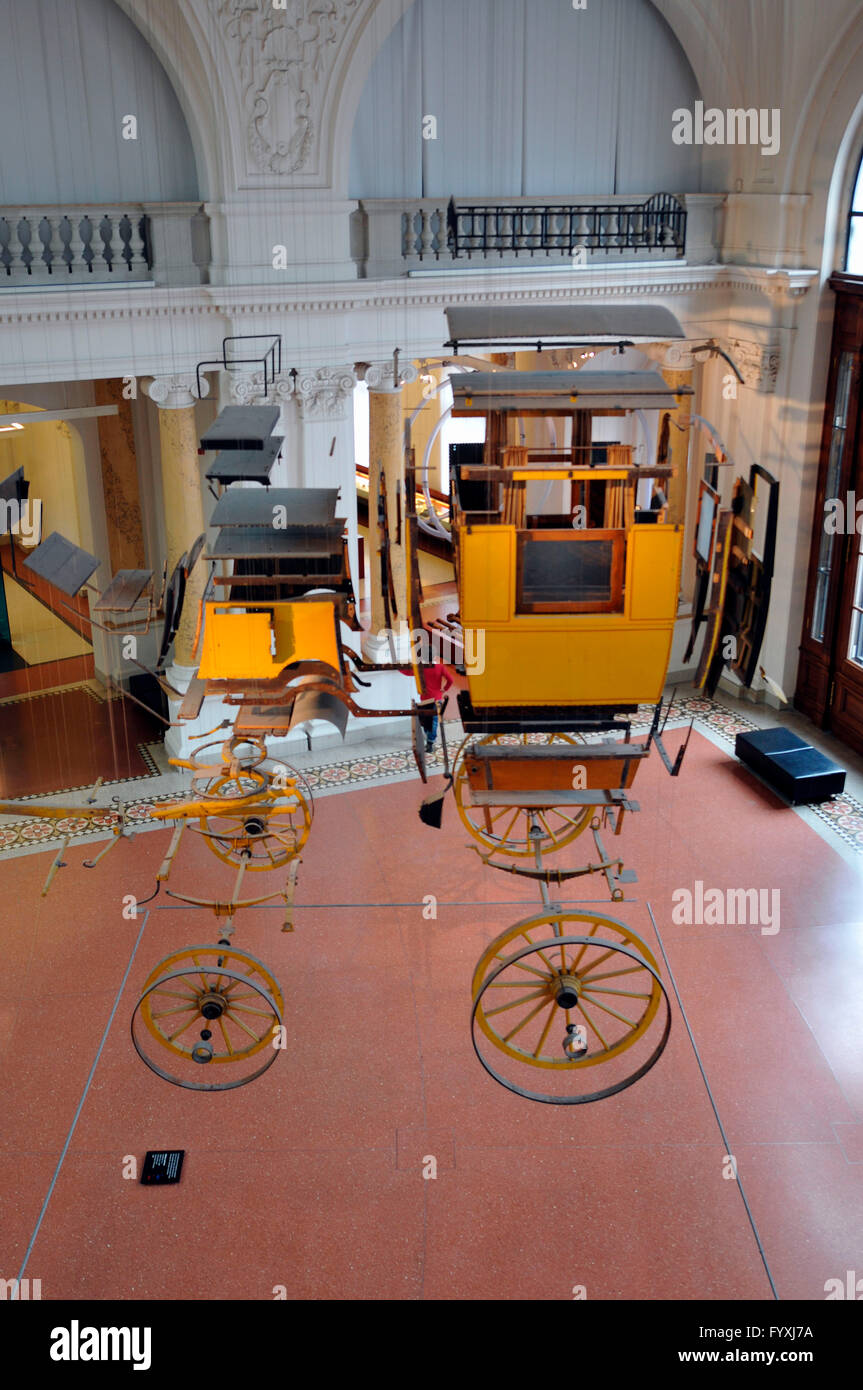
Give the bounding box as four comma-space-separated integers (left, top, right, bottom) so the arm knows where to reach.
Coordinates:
364, 361, 419, 392
230, 372, 297, 407
642, 338, 780, 392
295, 366, 357, 421
147, 374, 209, 410
641, 342, 697, 372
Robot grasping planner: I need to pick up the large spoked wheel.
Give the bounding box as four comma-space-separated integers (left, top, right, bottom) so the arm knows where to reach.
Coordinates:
470, 911, 671, 1105
264, 759, 316, 818
196, 777, 312, 870
453, 732, 592, 858
131, 945, 284, 1091
189, 737, 269, 794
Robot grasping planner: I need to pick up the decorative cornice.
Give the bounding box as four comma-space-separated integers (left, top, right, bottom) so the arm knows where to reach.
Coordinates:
211, 0, 367, 177
147, 374, 209, 409
0, 264, 819, 333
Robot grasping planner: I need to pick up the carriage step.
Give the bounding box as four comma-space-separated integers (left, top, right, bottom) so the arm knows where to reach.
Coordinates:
467, 742, 649, 761
468, 789, 637, 808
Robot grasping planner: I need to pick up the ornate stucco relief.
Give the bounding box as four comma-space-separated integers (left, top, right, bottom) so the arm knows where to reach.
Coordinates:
210, 0, 367, 176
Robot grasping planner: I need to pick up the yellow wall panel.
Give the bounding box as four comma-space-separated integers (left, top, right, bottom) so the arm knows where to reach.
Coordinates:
468, 624, 673, 706
459, 527, 513, 625
627, 526, 683, 622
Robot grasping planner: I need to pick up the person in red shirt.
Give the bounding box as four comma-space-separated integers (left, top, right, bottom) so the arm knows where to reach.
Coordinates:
420, 662, 453, 753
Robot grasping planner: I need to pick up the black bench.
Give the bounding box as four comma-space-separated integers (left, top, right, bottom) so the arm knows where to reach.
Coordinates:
734, 727, 846, 805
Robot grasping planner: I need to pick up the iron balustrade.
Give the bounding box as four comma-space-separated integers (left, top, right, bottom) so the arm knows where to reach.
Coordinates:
438, 193, 686, 261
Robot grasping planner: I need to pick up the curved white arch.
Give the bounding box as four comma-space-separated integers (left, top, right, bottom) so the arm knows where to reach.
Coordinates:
112, 0, 226, 199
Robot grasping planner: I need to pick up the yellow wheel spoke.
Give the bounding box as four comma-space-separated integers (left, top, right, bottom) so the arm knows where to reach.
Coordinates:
167, 1015, 201, 1043
484, 988, 549, 1018
501, 997, 552, 1043
496, 807, 523, 847
521, 930, 556, 974
488, 980, 550, 988
228, 1003, 278, 1020
571, 922, 601, 969
150, 1005, 198, 1020
189, 953, 212, 990
225, 1012, 267, 1043
575, 944, 618, 974
498, 955, 549, 981
579, 995, 637, 1029
582, 987, 652, 1000
533, 1002, 557, 1058
581, 964, 646, 982
218, 1016, 234, 1056
151, 987, 198, 1002
577, 1000, 610, 1052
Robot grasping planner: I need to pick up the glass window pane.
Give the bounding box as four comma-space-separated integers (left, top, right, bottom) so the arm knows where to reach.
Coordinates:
847, 216, 863, 274
834, 352, 853, 431
810, 353, 854, 643
520, 536, 612, 606
849, 604, 863, 666
811, 531, 834, 644
853, 156, 863, 212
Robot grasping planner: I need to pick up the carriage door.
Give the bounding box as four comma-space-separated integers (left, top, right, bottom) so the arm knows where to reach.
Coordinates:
796, 276, 863, 751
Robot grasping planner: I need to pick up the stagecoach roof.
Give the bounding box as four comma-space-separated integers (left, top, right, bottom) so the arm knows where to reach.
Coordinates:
450, 370, 692, 412
445, 305, 685, 347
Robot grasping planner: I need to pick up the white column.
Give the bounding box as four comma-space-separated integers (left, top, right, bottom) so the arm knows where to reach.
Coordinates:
146, 372, 223, 759
295, 366, 359, 601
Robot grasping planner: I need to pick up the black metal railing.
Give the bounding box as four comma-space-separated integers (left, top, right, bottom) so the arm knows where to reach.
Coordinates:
444, 193, 686, 260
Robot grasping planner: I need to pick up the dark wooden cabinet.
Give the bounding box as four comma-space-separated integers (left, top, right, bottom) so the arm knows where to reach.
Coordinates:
796, 275, 863, 751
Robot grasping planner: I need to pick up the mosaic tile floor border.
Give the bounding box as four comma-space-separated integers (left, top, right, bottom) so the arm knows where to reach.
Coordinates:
1, 697, 862, 858
0, 680, 106, 708
2, 740, 162, 807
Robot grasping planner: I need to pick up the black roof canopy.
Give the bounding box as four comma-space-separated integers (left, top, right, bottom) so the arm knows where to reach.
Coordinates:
445, 305, 685, 350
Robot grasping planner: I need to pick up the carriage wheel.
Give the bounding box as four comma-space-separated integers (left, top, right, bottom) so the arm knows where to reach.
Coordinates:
264, 759, 316, 817
131, 945, 284, 1091
189, 738, 269, 794
470, 911, 670, 1104
453, 732, 592, 858
195, 776, 312, 870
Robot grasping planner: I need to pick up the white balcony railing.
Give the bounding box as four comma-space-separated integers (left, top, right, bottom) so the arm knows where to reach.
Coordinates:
0, 202, 211, 288
355, 193, 723, 278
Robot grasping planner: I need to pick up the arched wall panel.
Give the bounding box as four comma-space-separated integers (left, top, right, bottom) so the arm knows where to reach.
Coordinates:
0, 0, 199, 205
349, 0, 705, 199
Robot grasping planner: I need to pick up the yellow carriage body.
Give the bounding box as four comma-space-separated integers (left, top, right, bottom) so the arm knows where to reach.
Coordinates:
197, 598, 342, 681
458, 520, 683, 708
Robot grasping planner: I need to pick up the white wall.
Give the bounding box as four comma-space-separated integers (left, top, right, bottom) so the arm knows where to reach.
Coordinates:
350, 0, 704, 199
0, 0, 199, 205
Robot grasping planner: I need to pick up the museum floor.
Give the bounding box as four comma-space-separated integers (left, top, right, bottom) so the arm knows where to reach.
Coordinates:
1, 694, 862, 1301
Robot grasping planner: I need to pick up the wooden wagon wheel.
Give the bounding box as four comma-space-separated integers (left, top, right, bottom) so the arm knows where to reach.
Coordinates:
188, 737, 269, 794
470, 911, 670, 1104
131, 945, 284, 1091
196, 776, 312, 870
452, 732, 592, 858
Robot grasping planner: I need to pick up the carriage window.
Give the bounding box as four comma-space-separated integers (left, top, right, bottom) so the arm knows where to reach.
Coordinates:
516, 530, 625, 613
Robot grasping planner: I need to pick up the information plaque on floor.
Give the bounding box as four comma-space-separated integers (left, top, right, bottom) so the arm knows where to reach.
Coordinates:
141, 1150, 185, 1185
